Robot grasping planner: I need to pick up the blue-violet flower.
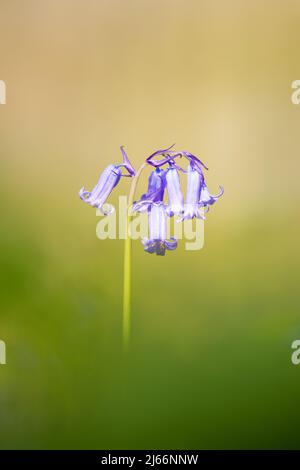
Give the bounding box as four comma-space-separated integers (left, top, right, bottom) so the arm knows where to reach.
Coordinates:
165, 163, 184, 217
133, 168, 165, 212
79, 147, 135, 214
142, 203, 177, 256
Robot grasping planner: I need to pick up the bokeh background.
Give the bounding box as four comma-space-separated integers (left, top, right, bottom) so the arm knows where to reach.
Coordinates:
0, 0, 300, 449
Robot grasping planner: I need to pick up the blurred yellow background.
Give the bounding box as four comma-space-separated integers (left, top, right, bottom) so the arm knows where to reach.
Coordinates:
0, 0, 300, 449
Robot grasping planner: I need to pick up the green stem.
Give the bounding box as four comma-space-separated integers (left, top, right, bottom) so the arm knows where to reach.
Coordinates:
122, 162, 147, 351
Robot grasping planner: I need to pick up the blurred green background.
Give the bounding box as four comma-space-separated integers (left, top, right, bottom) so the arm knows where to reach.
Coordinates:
0, 0, 300, 449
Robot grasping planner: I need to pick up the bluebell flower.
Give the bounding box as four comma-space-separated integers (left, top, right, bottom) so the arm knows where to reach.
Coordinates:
80, 144, 223, 256
165, 162, 184, 217
142, 202, 177, 256
133, 168, 166, 212
181, 161, 224, 220
79, 146, 135, 214
133, 166, 178, 255
181, 162, 204, 220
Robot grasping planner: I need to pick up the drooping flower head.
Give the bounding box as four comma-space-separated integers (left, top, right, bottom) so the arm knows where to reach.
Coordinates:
79, 146, 135, 214
132, 145, 223, 253
79, 144, 223, 255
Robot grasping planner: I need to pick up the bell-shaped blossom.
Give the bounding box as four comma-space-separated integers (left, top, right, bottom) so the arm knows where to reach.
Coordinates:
79, 164, 121, 213
79, 147, 135, 214
181, 163, 204, 220
199, 181, 224, 207
133, 168, 166, 212
165, 163, 184, 217
181, 162, 223, 220
142, 203, 177, 256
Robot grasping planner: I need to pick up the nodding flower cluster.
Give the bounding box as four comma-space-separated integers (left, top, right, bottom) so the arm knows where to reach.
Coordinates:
79, 145, 223, 256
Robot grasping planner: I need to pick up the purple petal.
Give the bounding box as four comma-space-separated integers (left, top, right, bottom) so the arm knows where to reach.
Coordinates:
182, 151, 209, 172
142, 237, 177, 255
142, 239, 166, 256
165, 237, 177, 250
146, 144, 176, 167
119, 146, 135, 176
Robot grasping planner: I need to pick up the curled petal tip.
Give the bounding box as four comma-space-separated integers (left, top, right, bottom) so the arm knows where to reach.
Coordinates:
199, 182, 224, 207
146, 144, 177, 167
165, 237, 178, 251
183, 151, 209, 171
120, 146, 135, 176
209, 185, 224, 199
218, 186, 225, 197
79, 187, 91, 200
